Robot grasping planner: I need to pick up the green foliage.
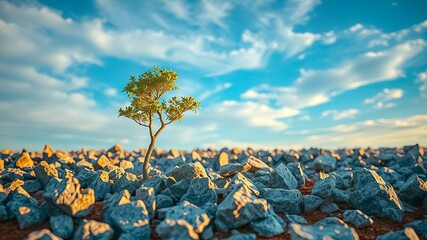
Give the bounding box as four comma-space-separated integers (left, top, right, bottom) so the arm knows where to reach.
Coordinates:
119, 66, 201, 131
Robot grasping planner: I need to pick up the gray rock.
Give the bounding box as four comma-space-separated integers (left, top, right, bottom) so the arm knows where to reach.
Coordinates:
73, 219, 114, 240
218, 162, 250, 177
269, 163, 298, 190
113, 172, 140, 194
250, 211, 285, 237
320, 203, 339, 213
378, 167, 399, 184
180, 177, 218, 207
156, 194, 174, 209
312, 176, 336, 199
26, 229, 62, 240
50, 214, 74, 239
350, 169, 403, 222
245, 155, 271, 172
226, 172, 260, 197
75, 168, 97, 188
285, 214, 308, 224
15, 205, 47, 229
34, 161, 58, 187
108, 200, 150, 238
156, 201, 210, 240
313, 155, 337, 172
135, 186, 156, 218
343, 210, 373, 228
404, 220, 427, 238
168, 178, 191, 200
398, 175, 427, 206
263, 188, 303, 214
376, 227, 420, 240
289, 223, 359, 240
168, 162, 208, 182
334, 188, 350, 203
22, 180, 43, 193
88, 171, 111, 200
303, 195, 324, 213
141, 175, 166, 194
43, 177, 95, 217
287, 162, 306, 187
314, 217, 348, 226
215, 184, 269, 231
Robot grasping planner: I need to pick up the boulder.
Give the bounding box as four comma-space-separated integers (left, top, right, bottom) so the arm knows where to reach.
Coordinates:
262, 188, 303, 214
313, 155, 336, 172
269, 163, 298, 190
288, 223, 359, 240
167, 178, 191, 200
50, 214, 74, 239
215, 184, 269, 231
156, 194, 174, 209
26, 229, 62, 240
224, 230, 256, 240
303, 195, 324, 212
15, 152, 34, 168
141, 175, 166, 194
43, 177, 95, 217
245, 155, 271, 172
180, 177, 218, 207
218, 163, 251, 177
312, 176, 336, 199
156, 201, 210, 240
15, 205, 47, 229
286, 162, 305, 187
73, 219, 114, 240
334, 188, 350, 203
109, 200, 150, 238
94, 155, 112, 170
34, 161, 59, 187
398, 175, 427, 206
168, 162, 208, 182
113, 172, 140, 194
136, 186, 156, 218
343, 210, 373, 228
350, 169, 403, 221
226, 172, 260, 197
88, 171, 111, 200
250, 209, 285, 237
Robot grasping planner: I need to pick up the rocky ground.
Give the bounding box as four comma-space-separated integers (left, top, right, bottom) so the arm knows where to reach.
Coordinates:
0, 144, 426, 240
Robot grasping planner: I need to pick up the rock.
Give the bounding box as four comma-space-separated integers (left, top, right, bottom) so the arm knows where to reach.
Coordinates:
313, 155, 336, 172
168, 162, 208, 182
218, 162, 251, 177
180, 177, 218, 207
269, 163, 298, 189
75, 168, 97, 188
26, 229, 62, 240
303, 195, 324, 212
50, 214, 74, 239
141, 175, 166, 194
43, 177, 95, 217
22, 180, 43, 193
15, 205, 47, 229
246, 155, 271, 172
224, 231, 256, 240
34, 161, 59, 187
314, 217, 348, 226
262, 188, 303, 214
334, 188, 350, 203
109, 200, 150, 238
73, 219, 114, 240
107, 144, 123, 155
94, 155, 112, 170
88, 171, 111, 200
350, 169, 403, 221
43, 144, 56, 161
376, 227, 420, 240
398, 175, 427, 206
215, 184, 269, 231
284, 214, 308, 224
214, 151, 229, 171
156, 201, 210, 240
113, 172, 140, 194
404, 220, 427, 238
226, 172, 260, 197
312, 176, 336, 199
0, 205, 12, 220
343, 210, 373, 228
320, 203, 339, 213
136, 186, 156, 218
167, 178, 191, 200
15, 152, 35, 168
289, 223, 359, 240
250, 211, 285, 237
286, 162, 305, 187
156, 194, 174, 209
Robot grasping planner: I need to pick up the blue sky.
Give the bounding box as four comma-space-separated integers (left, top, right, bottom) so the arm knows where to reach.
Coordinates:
0, 0, 426, 151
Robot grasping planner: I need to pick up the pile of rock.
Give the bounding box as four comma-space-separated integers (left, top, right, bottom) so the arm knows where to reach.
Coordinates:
0, 144, 426, 239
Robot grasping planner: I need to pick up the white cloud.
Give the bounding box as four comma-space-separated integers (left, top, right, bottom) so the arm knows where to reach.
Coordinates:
283, 0, 321, 25
321, 109, 360, 120
199, 82, 232, 101
364, 88, 403, 108
104, 88, 118, 97
416, 70, 427, 98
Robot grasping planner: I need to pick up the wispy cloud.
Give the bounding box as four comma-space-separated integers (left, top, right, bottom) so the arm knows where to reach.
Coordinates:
364, 88, 403, 108
416, 70, 427, 98
321, 109, 360, 120
199, 82, 232, 101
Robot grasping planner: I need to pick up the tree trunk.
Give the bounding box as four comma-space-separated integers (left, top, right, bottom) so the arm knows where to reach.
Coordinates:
143, 137, 156, 181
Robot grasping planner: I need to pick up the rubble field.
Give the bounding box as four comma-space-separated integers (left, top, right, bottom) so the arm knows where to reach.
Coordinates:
0, 144, 426, 240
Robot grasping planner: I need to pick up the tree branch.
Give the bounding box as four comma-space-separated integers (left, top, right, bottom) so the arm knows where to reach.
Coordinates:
148, 113, 154, 140
157, 111, 165, 126
131, 118, 149, 128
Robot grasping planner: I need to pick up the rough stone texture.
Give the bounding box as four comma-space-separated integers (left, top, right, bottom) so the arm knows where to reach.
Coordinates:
320, 203, 339, 213
15, 152, 35, 169
398, 175, 427, 206
73, 219, 114, 240
135, 186, 156, 218
269, 163, 298, 190
245, 155, 271, 172
15, 205, 47, 229
288, 223, 359, 240
350, 169, 404, 222
113, 172, 140, 194
343, 210, 373, 228
226, 172, 260, 196
303, 195, 324, 213
284, 214, 308, 224
43, 177, 95, 217
404, 220, 427, 238
334, 188, 350, 203
168, 162, 208, 182
156, 194, 174, 209
286, 162, 305, 187
180, 177, 218, 207
141, 175, 166, 194
218, 163, 251, 177
313, 155, 337, 172
312, 176, 336, 199
26, 229, 62, 240
249, 211, 285, 237
156, 201, 210, 240
88, 171, 111, 200
50, 214, 74, 239
376, 227, 420, 240
34, 161, 59, 187
262, 188, 303, 214
22, 180, 43, 193
215, 184, 269, 231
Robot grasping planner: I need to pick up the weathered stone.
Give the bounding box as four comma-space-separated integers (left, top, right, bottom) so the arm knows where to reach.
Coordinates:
404, 220, 427, 238
218, 162, 251, 177
34, 161, 59, 187
303, 195, 324, 213
226, 172, 260, 197
350, 169, 403, 221
43, 144, 56, 161
43, 177, 95, 217
94, 155, 111, 170
246, 155, 271, 172
0, 204, 12, 220
168, 178, 191, 200
22, 180, 42, 193
312, 176, 336, 199
334, 188, 350, 203
73, 219, 114, 240
398, 175, 427, 206
376, 227, 420, 240
215, 184, 269, 231
314, 217, 348, 226
75, 168, 97, 188
262, 188, 303, 215
284, 214, 308, 224
156, 194, 174, 209
88, 171, 111, 200
26, 229, 62, 240
320, 203, 339, 213
286, 162, 305, 187
141, 175, 166, 194
109, 200, 150, 238
113, 172, 140, 194
250, 212, 285, 237
343, 210, 373, 228
180, 177, 218, 207
15, 152, 35, 168
136, 186, 156, 218
289, 223, 359, 240
269, 163, 298, 190
168, 162, 208, 182
156, 201, 210, 240
313, 155, 336, 172
50, 214, 74, 239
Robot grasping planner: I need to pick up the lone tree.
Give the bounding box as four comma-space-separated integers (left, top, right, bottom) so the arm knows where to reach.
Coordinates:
119, 66, 201, 180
